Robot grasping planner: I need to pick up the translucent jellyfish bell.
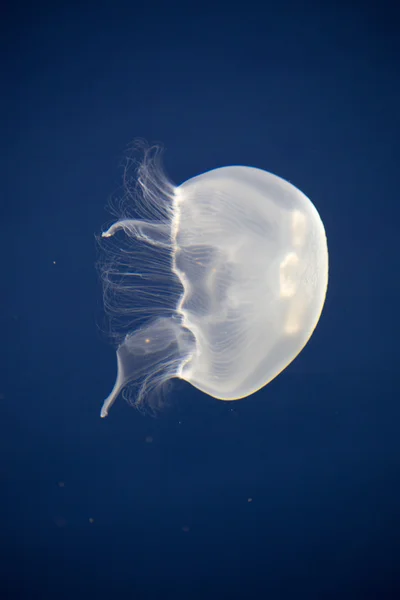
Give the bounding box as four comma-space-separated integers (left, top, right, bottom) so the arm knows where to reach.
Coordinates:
99, 147, 328, 417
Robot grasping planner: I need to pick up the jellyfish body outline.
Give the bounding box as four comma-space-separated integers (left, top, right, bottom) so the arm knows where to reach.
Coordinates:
98, 148, 328, 417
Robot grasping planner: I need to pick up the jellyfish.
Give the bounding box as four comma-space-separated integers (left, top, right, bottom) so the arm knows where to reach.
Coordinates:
98, 146, 328, 417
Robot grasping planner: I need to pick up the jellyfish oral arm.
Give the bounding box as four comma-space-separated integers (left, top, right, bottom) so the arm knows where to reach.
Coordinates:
100, 386, 118, 418
102, 219, 171, 248
100, 350, 124, 418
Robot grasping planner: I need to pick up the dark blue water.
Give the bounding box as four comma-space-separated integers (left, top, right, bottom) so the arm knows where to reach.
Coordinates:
2, 1, 399, 598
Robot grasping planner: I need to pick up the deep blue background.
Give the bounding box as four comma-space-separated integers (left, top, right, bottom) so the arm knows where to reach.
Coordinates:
2, 1, 400, 598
